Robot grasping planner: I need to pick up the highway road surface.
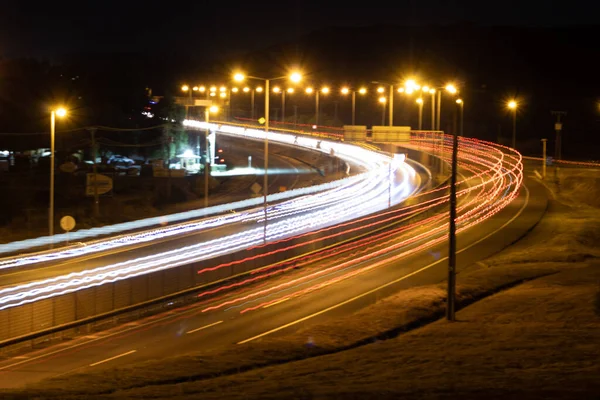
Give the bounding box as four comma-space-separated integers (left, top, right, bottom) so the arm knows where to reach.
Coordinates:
0, 129, 538, 387
0, 171, 545, 388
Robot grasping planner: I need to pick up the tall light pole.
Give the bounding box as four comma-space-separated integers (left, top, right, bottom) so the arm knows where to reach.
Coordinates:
49, 107, 67, 248
305, 86, 328, 127
373, 82, 396, 126
456, 98, 464, 137
378, 96, 387, 125
507, 100, 518, 150
234, 71, 302, 242
432, 83, 458, 131
416, 97, 424, 130
341, 87, 367, 125
181, 85, 193, 118
429, 88, 436, 130
204, 105, 219, 208
282, 87, 294, 122
447, 103, 458, 322
242, 86, 259, 120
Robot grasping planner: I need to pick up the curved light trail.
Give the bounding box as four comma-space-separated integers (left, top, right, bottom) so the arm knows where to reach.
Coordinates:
0, 124, 421, 310
0, 124, 523, 314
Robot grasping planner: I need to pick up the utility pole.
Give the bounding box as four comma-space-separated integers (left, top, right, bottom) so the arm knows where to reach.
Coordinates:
88, 127, 100, 217
447, 119, 459, 321
388, 85, 394, 127
551, 111, 567, 160
541, 139, 547, 179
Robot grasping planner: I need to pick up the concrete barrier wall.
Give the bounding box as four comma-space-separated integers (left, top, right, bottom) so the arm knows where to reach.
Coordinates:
0, 154, 445, 351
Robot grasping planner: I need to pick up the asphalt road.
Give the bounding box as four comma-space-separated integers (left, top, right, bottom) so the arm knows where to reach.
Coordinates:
0, 174, 548, 388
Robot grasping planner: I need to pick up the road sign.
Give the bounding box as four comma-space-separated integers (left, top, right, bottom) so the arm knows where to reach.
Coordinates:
371, 126, 411, 142
258, 117, 266, 125
250, 182, 262, 194
60, 215, 76, 232
86, 173, 113, 196
554, 123, 562, 131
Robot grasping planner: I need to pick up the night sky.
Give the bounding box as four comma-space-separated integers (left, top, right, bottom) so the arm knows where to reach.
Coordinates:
1, 0, 598, 59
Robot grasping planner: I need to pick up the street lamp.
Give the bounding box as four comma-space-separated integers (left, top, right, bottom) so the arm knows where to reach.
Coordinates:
429, 88, 436, 130
233, 70, 303, 242
341, 87, 367, 125
181, 85, 193, 117
507, 100, 518, 149
49, 107, 67, 247
204, 105, 219, 208
272, 87, 295, 122
416, 97, 424, 130
305, 86, 329, 127
378, 96, 387, 125
434, 83, 458, 131
236, 86, 262, 120
456, 99, 464, 137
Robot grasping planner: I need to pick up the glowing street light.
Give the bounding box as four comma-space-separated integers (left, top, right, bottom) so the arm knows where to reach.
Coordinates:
306, 87, 329, 126
378, 96, 386, 125
341, 86, 367, 125
433, 83, 459, 130
445, 84, 457, 94
49, 107, 68, 246
456, 98, 464, 137
507, 100, 518, 149
231, 70, 303, 242
231, 87, 239, 93
416, 97, 424, 130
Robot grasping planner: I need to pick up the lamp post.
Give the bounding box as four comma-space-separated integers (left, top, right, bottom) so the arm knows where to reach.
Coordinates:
234, 71, 302, 242
204, 105, 219, 208
456, 98, 464, 137
378, 96, 387, 125
279, 87, 295, 123
341, 87, 367, 125
181, 85, 194, 118
434, 83, 458, 131
305, 86, 328, 127
416, 97, 424, 130
49, 107, 67, 248
429, 88, 436, 130
507, 100, 518, 149
242, 86, 261, 120
373, 82, 396, 126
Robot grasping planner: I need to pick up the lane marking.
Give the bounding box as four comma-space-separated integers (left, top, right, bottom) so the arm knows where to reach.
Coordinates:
89, 350, 136, 367
262, 298, 290, 309
238, 184, 530, 344
186, 320, 223, 334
